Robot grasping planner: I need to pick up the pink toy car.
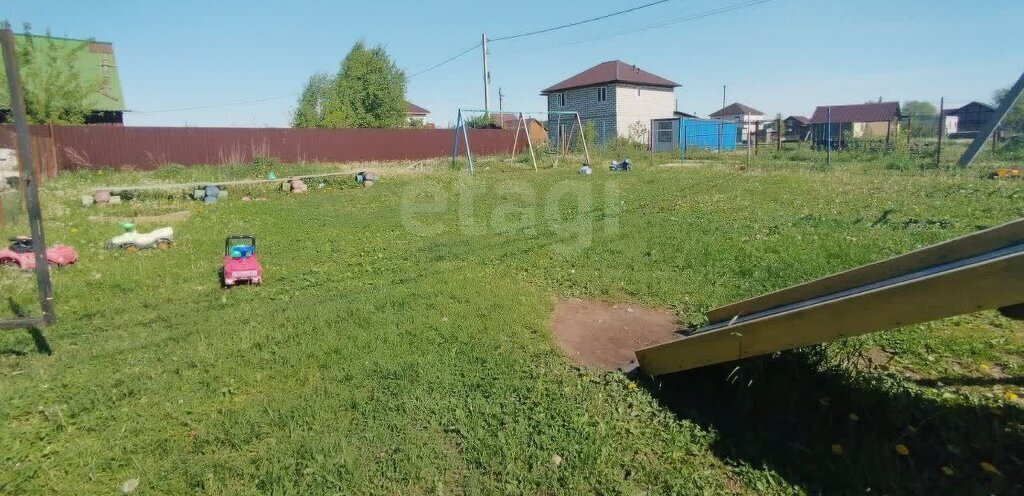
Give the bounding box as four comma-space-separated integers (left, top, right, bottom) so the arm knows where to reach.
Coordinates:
0, 236, 77, 270
221, 235, 262, 287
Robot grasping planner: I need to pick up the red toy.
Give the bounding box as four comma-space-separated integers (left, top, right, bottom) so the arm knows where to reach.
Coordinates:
221, 235, 262, 287
0, 236, 77, 270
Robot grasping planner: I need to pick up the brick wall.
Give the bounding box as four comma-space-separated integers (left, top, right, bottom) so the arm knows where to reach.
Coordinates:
546, 86, 617, 145
615, 85, 676, 143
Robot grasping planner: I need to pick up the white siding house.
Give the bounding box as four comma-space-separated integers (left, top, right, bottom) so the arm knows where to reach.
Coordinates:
541, 61, 679, 145
709, 103, 765, 143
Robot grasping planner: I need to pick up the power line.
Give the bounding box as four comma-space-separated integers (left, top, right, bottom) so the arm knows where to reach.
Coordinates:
407, 42, 481, 79
489, 0, 676, 42
495, 0, 773, 59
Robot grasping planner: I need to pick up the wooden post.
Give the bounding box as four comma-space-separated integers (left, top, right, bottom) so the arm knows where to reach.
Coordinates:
936, 97, 944, 168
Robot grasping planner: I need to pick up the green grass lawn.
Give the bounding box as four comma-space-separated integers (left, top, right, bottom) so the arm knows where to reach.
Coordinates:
1, 156, 1023, 494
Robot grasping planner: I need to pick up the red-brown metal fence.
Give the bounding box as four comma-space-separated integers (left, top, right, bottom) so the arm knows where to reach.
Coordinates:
0, 125, 523, 172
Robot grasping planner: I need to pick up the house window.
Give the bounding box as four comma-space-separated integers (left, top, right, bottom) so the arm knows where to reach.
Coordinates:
657, 121, 673, 143
558, 93, 566, 107
597, 87, 607, 102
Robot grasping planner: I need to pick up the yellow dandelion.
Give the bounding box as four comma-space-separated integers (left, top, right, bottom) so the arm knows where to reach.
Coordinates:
941, 466, 954, 476
895, 444, 910, 456
980, 462, 1001, 475
848, 413, 859, 421
627, 382, 638, 390
979, 364, 991, 372
831, 444, 843, 455
1005, 391, 1020, 402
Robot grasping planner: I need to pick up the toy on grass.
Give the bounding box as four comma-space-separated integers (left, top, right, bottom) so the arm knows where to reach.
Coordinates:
221, 235, 262, 287
0, 236, 78, 270
609, 159, 631, 172
193, 185, 228, 203
355, 171, 378, 187
579, 164, 592, 175
106, 222, 174, 252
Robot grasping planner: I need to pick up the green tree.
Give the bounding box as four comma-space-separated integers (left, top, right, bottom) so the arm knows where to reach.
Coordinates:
993, 87, 1024, 132
292, 41, 407, 128
0, 24, 101, 124
291, 72, 335, 128
903, 100, 938, 137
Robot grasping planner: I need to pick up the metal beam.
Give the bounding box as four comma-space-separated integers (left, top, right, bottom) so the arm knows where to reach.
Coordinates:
958, 70, 1024, 167
0, 27, 56, 329
636, 244, 1024, 376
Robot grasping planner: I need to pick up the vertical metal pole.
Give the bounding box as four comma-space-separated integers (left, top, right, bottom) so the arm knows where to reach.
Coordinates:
681, 121, 687, 160
959, 70, 1024, 167
826, 106, 832, 167
463, 121, 474, 175
1, 28, 55, 325
481, 34, 490, 116
776, 116, 782, 151
452, 109, 462, 165
498, 87, 504, 115
745, 113, 751, 165
718, 85, 725, 152
936, 97, 944, 167
521, 113, 537, 171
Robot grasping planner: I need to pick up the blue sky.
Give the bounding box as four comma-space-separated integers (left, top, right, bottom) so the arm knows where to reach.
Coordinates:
5, 0, 1022, 127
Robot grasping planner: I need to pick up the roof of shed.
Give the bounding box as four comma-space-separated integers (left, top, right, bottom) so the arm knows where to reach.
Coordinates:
809, 101, 901, 124
786, 115, 810, 124
540, 60, 679, 94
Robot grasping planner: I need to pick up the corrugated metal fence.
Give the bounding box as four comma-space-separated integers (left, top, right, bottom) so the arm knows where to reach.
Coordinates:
0, 125, 523, 174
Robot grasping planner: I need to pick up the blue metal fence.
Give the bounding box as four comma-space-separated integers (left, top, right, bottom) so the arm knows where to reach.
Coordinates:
680, 118, 737, 151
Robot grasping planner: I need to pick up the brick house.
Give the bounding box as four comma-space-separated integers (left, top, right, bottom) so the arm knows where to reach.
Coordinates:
709, 103, 764, 143
405, 102, 430, 126
540, 60, 679, 145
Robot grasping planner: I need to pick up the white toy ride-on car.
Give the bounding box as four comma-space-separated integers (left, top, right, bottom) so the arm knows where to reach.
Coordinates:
107, 223, 174, 252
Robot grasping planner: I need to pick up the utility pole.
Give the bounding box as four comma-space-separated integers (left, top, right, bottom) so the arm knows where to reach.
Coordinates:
936, 97, 944, 168
481, 33, 490, 116
498, 87, 504, 115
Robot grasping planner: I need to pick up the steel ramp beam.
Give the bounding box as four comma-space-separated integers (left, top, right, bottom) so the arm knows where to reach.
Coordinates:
636, 219, 1024, 376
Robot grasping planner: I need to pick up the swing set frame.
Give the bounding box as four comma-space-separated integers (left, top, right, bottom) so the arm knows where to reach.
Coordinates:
451, 109, 591, 175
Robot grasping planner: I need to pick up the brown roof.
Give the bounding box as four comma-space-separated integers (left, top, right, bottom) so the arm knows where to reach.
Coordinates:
809, 101, 900, 124
540, 60, 679, 94
786, 115, 810, 125
709, 102, 763, 117
490, 112, 543, 129
406, 102, 430, 115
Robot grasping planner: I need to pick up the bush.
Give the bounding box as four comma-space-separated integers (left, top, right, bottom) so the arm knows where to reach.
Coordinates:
603, 136, 645, 161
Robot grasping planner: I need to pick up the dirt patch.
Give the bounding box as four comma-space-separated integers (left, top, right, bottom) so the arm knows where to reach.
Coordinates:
549, 298, 680, 371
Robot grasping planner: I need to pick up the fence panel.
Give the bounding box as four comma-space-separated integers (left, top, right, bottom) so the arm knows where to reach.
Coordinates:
0, 125, 523, 171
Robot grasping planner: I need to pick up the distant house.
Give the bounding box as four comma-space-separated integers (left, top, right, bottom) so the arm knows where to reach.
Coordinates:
540, 60, 679, 145
674, 110, 699, 118
784, 115, 811, 141
809, 101, 902, 147
0, 34, 125, 125
490, 112, 547, 144
709, 103, 764, 143
405, 102, 430, 126
945, 101, 995, 138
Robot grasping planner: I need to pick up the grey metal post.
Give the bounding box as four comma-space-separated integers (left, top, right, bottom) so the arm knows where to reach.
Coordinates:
959, 70, 1024, 167
481, 34, 490, 116
936, 97, 944, 167
1, 27, 56, 327
826, 106, 832, 167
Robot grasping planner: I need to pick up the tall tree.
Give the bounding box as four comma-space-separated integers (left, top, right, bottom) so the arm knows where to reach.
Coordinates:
0, 24, 101, 124
292, 41, 407, 128
993, 87, 1024, 132
291, 72, 334, 128
903, 100, 938, 137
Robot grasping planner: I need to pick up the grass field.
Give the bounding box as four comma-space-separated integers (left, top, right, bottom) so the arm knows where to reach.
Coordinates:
1, 153, 1023, 494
